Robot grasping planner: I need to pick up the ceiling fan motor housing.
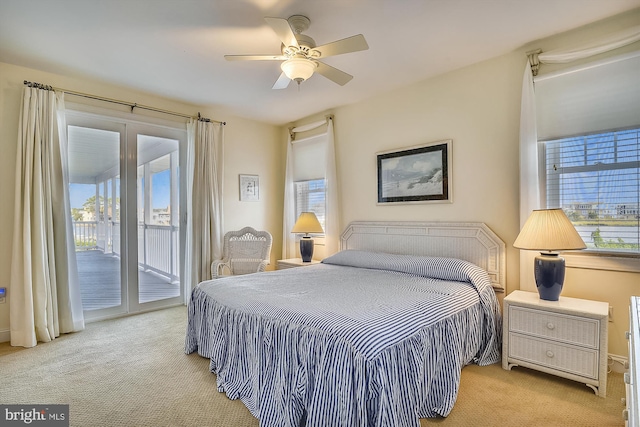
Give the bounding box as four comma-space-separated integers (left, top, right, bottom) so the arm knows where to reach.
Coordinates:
282, 34, 317, 57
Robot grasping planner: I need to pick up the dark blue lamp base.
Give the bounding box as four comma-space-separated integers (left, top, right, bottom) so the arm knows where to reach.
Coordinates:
300, 237, 314, 262
534, 253, 566, 301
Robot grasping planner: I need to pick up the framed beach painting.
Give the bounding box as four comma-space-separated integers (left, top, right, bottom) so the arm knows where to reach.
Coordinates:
239, 174, 259, 201
377, 139, 452, 204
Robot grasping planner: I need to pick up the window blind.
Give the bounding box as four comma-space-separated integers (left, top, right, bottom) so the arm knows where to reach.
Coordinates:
294, 179, 326, 232
291, 133, 328, 235
545, 129, 639, 252
292, 134, 326, 181
535, 52, 640, 141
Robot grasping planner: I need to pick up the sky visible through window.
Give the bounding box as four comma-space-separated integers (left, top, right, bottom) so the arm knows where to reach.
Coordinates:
545, 128, 639, 252
546, 130, 638, 208
70, 170, 171, 210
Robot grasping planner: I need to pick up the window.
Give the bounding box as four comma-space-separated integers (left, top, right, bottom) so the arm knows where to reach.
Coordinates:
294, 179, 326, 233
535, 52, 640, 256
544, 128, 639, 253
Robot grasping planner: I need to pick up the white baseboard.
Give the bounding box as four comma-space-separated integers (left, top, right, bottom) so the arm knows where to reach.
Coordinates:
0, 329, 10, 343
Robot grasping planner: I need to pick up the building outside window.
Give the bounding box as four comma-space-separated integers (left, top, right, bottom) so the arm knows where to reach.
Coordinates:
543, 128, 639, 253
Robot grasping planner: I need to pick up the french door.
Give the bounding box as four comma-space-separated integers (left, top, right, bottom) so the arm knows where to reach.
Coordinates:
66, 112, 186, 321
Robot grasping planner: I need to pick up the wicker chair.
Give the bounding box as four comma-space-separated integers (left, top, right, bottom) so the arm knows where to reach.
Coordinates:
211, 227, 273, 279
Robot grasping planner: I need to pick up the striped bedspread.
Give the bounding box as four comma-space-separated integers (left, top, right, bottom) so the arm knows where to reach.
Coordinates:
185, 250, 502, 427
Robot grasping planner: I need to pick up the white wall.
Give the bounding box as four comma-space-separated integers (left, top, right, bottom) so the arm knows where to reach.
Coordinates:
223, 118, 284, 262
290, 10, 640, 357
294, 52, 523, 302
335, 52, 522, 260
0, 61, 282, 340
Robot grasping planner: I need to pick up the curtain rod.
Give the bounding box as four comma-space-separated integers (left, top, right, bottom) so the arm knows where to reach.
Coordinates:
288, 115, 333, 141
533, 50, 640, 83
23, 80, 225, 125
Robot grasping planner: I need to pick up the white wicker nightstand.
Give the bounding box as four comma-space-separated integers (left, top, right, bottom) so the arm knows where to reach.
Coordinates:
276, 258, 321, 270
502, 290, 608, 397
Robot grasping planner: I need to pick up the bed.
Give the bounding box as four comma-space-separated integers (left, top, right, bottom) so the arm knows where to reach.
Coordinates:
185, 221, 505, 427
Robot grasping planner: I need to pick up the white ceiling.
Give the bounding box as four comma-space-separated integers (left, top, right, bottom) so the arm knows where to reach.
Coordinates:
0, 0, 638, 125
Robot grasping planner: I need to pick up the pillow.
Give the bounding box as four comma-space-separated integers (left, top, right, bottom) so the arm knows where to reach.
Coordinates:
322, 250, 491, 290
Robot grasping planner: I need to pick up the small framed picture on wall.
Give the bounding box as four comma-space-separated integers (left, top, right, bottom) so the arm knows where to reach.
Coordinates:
239, 174, 259, 201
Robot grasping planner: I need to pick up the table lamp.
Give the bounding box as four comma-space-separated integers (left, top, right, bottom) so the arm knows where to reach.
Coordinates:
291, 212, 324, 262
513, 208, 586, 301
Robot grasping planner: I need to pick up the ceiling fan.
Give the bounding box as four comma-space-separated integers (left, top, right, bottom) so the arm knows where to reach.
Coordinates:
225, 15, 369, 89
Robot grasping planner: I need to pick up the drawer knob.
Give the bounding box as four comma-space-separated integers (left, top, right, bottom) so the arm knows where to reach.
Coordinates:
546, 322, 555, 330
546, 350, 554, 358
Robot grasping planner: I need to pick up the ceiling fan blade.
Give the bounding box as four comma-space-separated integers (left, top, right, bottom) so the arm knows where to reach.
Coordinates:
315, 61, 353, 86
224, 54, 286, 61
264, 17, 298, 48
272, 72, 291, 90
314, 34, 369, 58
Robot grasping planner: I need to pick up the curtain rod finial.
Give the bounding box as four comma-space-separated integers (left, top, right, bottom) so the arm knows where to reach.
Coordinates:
527, 49, 542, 76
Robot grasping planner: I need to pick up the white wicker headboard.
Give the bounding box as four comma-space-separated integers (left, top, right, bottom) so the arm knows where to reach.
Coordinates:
340, 221, 506, 291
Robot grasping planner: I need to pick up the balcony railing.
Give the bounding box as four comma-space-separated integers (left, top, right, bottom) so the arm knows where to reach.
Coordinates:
73, 221, 99, 250
138, 224, 180, 282
72, 221, 179, 282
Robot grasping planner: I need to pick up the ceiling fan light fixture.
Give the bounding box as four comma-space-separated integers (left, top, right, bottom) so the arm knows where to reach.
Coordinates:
226, 15, 368, 89
281, 57, 316, 84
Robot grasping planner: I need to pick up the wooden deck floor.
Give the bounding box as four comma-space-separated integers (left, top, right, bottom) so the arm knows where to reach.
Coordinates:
77, 250, 180, 311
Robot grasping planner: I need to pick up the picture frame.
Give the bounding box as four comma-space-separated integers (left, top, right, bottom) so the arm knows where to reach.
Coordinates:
377, 139, 452, 204
239, 174, 259, 201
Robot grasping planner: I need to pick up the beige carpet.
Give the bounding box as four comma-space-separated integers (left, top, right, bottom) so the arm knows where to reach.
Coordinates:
0, 306, 625, 427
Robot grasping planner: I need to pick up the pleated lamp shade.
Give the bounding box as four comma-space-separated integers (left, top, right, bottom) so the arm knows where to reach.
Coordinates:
291, 212, 324, 235
291, 212, 323, 263
514, 208, 586, 252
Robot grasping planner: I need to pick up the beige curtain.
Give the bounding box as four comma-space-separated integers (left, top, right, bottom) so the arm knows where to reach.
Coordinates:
184, 119, 224, 296
10, 86, 85, 348
282, 130, 296, 259
324, 117, 340, 255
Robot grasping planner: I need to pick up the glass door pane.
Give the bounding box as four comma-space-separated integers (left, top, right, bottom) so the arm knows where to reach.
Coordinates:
67, 114, 186, 319
68, 124, 125, 317
136, 134, 181, 305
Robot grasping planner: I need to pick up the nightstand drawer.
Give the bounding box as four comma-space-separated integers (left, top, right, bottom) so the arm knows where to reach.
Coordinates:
509, 306, 599, 348
503, 291, 608, 397
508, 333, 599, 379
